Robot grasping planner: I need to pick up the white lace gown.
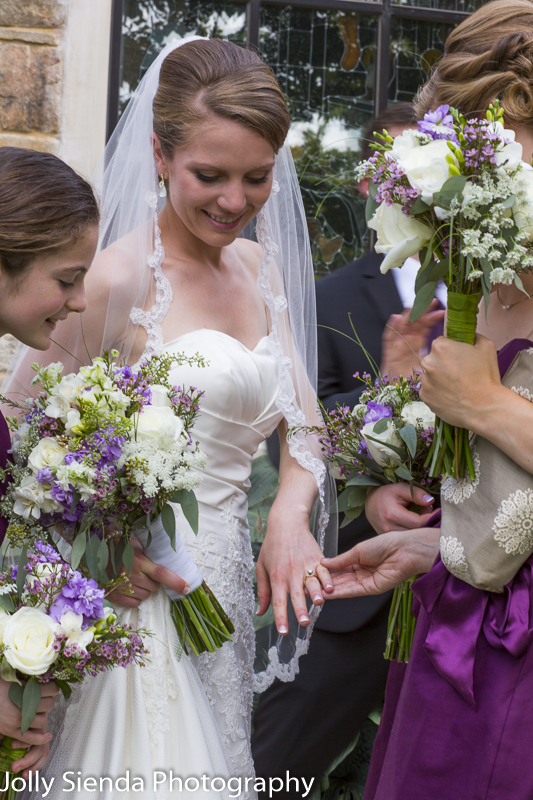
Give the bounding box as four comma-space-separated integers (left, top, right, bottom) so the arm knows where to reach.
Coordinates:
28, 328, 282, 800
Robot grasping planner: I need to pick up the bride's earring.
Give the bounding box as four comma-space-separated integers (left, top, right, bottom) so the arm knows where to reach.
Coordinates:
158, 174, 167, 198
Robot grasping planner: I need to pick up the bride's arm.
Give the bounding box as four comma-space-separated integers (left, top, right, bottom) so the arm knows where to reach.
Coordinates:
255, 419, 333, 634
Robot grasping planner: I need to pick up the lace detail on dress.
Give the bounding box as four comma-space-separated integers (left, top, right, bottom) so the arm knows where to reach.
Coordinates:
441, 445, 480, 504
493, 487, 533, 555
440, 535, 473, 585
130, 203, 173, 359
185, 496, 256, 793
511, 385, 533, 402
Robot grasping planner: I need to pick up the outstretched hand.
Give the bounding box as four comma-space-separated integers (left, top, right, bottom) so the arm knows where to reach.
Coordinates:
321, 528, 440, 599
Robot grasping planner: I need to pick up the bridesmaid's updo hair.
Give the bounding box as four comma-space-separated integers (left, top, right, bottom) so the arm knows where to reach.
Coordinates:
0, 147, 99, 277
153, 39, 291, 156
415, 0, 533, 126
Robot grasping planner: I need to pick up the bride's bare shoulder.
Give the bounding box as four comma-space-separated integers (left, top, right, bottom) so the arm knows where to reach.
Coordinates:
231, 238, 263, 275
86, 232, 142, 306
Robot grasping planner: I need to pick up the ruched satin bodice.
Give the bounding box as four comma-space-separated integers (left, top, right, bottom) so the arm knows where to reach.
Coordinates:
164, 328, 283, 785
166, 328, 282, 507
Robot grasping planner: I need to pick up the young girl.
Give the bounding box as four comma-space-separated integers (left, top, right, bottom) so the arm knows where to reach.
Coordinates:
0, 146, 99, 778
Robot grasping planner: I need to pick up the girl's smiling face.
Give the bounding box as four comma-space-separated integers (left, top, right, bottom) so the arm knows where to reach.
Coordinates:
0, 225, 98, 350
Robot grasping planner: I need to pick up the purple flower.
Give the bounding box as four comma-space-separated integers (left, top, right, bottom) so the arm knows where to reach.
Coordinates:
364, 402, 393, 424
50, 571, 105, 626
34, 541, 61, 563
36, 468, 54, 484
418, 105, 458, 142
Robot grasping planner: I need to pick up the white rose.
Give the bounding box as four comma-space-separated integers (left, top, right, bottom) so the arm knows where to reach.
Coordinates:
58, 611, 94, 654
149, 385, 172, 408
394, 138, 458, 204
389, 129, 423, 161
0, 608, 10, 645
28, 437, 67, 473
362, 420, 403, 467
133, 406, 184, 442
400, 401, 435, 430
13, 476, 61, 520
369, 203, 433, 274
3, 607, 60, 675
513, 165, 533, 242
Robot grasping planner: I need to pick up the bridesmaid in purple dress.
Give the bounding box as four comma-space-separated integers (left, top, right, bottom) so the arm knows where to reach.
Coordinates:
323, 1, 533, 798
0, 147, 98, 777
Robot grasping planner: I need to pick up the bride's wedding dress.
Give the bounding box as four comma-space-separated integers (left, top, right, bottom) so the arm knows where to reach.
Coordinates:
28, 321, 283, 800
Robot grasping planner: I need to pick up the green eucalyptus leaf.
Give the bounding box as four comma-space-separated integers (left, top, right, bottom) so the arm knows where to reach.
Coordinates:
0, 594, 15, 613
340, 505, 365, 525
161, 504, 177, 550
501, 194, 516, 209
16, 545, 28, 596
364, 434, 406, 458
85, 536, 100, 581
1, 660, 19, 684
122, 541, 135, 574
395, 464, 414, 481
368, 179, 378, 200
409, 281, 437, 322
176, 489, 199, 536
365, 195, 379, 223
8, 681, 23, 708
71, 530, 87, 570
20, 678, 41, 735
409, 197, 431, 216
399, 424, 417, 458
373, 418, 390, 435
345, 474, 382, 487
55, 680, 72, 700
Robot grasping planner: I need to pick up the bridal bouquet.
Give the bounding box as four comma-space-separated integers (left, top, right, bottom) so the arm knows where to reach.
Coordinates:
358, 99, 533, 479
0, 540, 148, 799
0, 351, 234, 656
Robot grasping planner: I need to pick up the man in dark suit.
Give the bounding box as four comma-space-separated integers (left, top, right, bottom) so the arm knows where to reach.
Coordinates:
252, 105, 445, 794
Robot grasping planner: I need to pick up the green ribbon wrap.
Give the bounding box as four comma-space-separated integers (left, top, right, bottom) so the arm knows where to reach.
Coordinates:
445, 291, 482, 345
0, 736, 27, 800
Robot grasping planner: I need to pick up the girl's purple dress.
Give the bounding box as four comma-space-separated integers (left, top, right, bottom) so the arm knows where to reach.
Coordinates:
365, 339, 533, 800
0, 411, 11, 542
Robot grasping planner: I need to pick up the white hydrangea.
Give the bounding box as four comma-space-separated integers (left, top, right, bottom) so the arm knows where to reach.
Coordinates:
351, 404, 368, 421
377, 385, 402, 409
119, 432, 204, 498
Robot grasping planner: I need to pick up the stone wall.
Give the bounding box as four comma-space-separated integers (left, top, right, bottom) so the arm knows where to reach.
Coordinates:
0, 0, 67, 155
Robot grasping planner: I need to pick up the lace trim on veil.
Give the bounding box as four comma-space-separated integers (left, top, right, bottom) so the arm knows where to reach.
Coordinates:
253, 208, 328, 692
130, 194, 172, 358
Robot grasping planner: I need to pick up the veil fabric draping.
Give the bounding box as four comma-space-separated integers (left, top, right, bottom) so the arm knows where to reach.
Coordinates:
3, 36, 337, 689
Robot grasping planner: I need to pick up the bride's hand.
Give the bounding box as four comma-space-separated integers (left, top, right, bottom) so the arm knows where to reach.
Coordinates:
321, 528, 440, 598
256, 501, 333, 635
110, 540, 191, 608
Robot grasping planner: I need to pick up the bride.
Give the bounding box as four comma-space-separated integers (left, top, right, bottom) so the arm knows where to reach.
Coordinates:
8, 37, 336, 799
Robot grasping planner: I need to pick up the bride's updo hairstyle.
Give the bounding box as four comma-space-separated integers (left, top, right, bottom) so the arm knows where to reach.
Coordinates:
0, 147, 99, 278
153, 38, 290, 157
415, 0, 533, 125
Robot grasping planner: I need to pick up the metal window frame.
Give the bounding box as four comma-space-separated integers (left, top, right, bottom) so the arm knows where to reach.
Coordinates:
107, 0, 469, 139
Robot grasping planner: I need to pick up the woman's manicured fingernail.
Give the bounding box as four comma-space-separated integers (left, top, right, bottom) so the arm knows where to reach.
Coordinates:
313, 595, 322, 604
325, 584, 333, 590
299, 615, 309, 624
182, 584, 191, 595
423, 494, 434, 503
278, 624, 288, 634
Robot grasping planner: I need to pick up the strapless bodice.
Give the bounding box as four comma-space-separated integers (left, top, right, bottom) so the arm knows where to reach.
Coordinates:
165, 328, 282, 502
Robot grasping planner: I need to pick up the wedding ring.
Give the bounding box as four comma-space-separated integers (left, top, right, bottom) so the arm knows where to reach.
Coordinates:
303, 568, 318, 584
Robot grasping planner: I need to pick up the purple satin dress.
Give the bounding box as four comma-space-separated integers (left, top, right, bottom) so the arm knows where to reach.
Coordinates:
0, 412, 11, 543
366, 339, 533, 800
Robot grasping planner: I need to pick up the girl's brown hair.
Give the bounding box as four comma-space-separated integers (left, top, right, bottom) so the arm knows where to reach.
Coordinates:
415, 0, 533, 125
153, 39, 291, 157
0, 147, 99, 277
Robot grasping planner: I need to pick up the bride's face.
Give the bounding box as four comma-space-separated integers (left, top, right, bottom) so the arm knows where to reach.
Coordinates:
154, 117, 276, 245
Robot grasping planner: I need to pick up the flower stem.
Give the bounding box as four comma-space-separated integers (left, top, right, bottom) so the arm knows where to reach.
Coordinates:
169, 581, 234, 657
0, 737, 27, 800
